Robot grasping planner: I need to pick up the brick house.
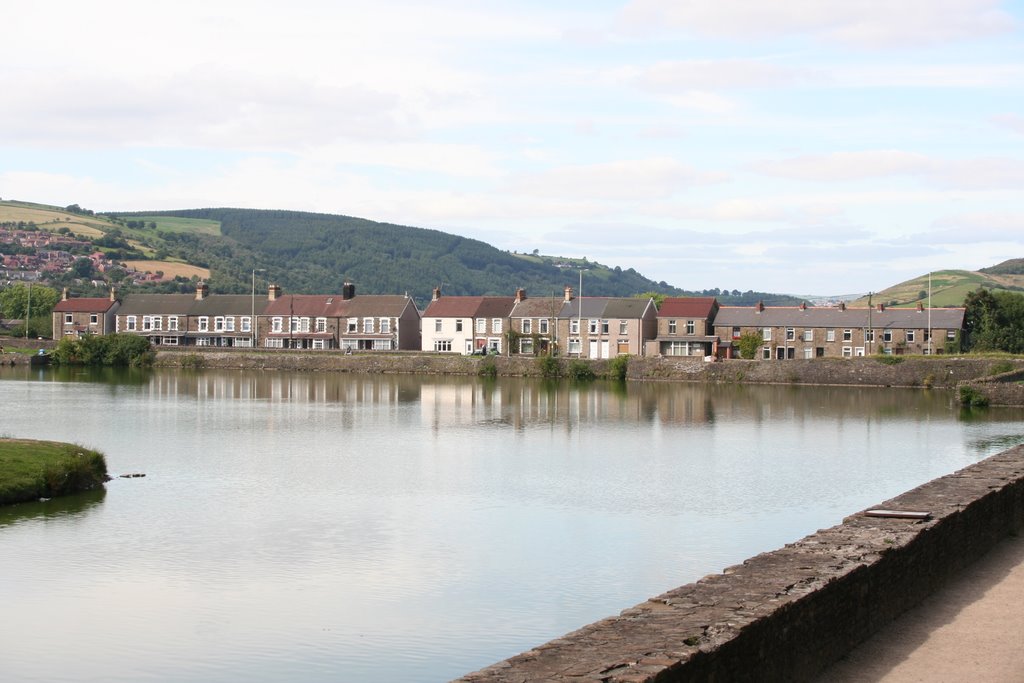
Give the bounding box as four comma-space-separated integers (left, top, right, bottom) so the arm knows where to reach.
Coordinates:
646, 297, 720, 357
51, 288, 120, 339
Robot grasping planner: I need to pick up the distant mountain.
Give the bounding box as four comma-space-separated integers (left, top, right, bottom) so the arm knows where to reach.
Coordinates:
850, 264, 1024, 308
2, 200, 803, 305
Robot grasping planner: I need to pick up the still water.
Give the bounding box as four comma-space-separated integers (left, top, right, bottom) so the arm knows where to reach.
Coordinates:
1, 367, 1022, 682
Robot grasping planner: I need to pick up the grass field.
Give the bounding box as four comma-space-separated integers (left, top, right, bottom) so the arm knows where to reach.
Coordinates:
0, 438, 108, 506
128, 215, 222, 236
851, 269, 1024, 308
0, 200, 109, 238
124, 260, 211, 280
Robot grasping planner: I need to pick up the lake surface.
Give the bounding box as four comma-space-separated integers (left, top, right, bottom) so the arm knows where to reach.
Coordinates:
1, 367, 1022, 682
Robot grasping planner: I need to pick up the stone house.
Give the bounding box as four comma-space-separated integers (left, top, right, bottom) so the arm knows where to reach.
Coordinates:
420, 288, 514, 354
646, 297, 720, 357
556, 289, 658, 358
713, 301, 966, 359
51, 288, 120, 339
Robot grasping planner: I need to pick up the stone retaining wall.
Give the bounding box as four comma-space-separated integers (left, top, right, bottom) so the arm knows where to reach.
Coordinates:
153, 349, 1021, 390
456, 445, 1024, 682
959, 368, 1024, 407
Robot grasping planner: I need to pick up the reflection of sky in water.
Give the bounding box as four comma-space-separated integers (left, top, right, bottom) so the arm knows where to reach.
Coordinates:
0, 369, 1022, 682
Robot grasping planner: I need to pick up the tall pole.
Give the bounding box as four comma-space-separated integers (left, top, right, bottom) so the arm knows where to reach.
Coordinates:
251, 269, 256, 348
578, 268, 584, 358
26, 281, 31, 339
928, 272, 932, 355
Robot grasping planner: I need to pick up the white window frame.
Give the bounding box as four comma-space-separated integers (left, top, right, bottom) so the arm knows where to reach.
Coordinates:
538, 319, 549, 334
240, 317, 251, 333
348, 319, 358, 333
762, 327, 771, 341
686, 320, 695, 335
363, 317, 374, 333
89, 314, 98, 325
906, 329, 915, 342
126, 316, 137, 331
198, 317, 209, 332
434, 319, 442, 332
476, 318, 486, 333
570, 319, 579, 334
379, 318, 391, 334
316, 317, 327, 333
492, 318, 502, 333
802, 329, 813, 342
272, 317, 283, 333
826, 329, 835, 342
669, 320, 677, 334
168, 316, 179, 331
434, 339, 453, 352
64, 313, 73, 324
522, 319, 532, 334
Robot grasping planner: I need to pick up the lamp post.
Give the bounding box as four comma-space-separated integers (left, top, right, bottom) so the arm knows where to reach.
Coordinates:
251, 268, 265, 348
578, 268, 587, 357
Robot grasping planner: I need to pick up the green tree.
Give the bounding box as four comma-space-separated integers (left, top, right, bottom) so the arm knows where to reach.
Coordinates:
0, 283, 60, 319
736, 330, 764, 359
964, 289, 1024, 353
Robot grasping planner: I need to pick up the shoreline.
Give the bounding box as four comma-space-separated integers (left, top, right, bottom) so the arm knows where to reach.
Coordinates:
0, 438, 110, 506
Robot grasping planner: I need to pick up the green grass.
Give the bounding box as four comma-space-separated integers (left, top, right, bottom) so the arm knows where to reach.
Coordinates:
0, 439, 109, 505
128, 215, 222, 236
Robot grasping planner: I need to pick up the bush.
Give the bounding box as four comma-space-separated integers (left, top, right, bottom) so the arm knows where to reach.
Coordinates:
959, 385, 990, 407
537, 355, 560, 379
989, 361, 1015, 376
51, 334, 155, 367
874, 355, 904, 365
607, 354, 629, 381
736, 331, 763, 360
478, 358, 497, 378
567, 359, 595, 381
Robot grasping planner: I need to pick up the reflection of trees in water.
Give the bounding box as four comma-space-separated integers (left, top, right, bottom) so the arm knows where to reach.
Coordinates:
0, 487, 106, 529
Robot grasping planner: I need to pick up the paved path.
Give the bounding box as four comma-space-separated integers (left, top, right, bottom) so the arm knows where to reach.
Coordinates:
817, 532, 1024, 682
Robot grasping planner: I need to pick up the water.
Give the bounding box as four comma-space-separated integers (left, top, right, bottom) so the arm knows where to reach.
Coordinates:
1, 367, 1022, 682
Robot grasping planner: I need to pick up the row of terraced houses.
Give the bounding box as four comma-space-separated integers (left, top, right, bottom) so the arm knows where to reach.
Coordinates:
52, 282, 966, 359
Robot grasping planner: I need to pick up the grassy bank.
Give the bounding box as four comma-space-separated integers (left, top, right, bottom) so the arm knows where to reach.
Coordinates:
0, 439, 109, 506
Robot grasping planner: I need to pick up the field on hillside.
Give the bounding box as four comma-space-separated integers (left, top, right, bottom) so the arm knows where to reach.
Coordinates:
852, 269, 1024, 308
0, 201, 108, 238
129, 215, 221, 236
124, 260, 210, 280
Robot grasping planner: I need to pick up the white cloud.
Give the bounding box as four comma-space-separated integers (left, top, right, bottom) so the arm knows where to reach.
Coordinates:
615, 59, 816, 91
618, 0, 1017, 48
505, 158, 729, 201
992, 113, 1024, 134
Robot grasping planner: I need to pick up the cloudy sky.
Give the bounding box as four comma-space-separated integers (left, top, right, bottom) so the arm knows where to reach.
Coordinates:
3, 0, 1022, 295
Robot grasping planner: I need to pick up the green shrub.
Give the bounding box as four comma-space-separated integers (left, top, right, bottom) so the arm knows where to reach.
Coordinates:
607, 354, 629, 381
958, 385, 990, 407
478, 358, 497, 378
874, 355, 904, 365
51, 334, 155, 368
537, 355, 560, 379
567, 359, 595, 381
989, 361, 1015, 376
179, 353, 205, 369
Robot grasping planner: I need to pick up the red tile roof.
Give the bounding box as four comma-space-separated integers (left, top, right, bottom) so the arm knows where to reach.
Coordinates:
658, 297, 718, 318
52, 298, 116, 313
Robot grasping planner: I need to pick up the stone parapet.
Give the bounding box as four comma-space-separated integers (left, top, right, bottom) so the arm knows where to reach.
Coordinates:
456, 445, 1024, 682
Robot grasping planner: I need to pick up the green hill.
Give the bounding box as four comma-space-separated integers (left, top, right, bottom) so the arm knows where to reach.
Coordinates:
851, 264, 1024, 308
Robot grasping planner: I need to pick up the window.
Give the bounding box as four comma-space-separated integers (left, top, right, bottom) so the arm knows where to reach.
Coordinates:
570, 319, 579, 334
162, 337, 178, 346
762, 327, 771, 341
142, 316, 153, 331
272, 317, 283, 333
802, 329, 813, 342
538, 319, 548, 334
786, 327, 795, 341
601, 320, 609, 334
434, 319, 442, 332
198, 317, 210, 332
686, 320, 695, 335
866, 330, 875, 342
434, 340, 453, 352
883, 330, 892, 342
312, 339, 325, 350
492, 318, 502, 333
520, 338, 534, 354
348, 319, 358, 333
316, 317, 327, 333
225, 317, 235, 332
732, 326, 741, 339
669, 320, 677, 334
379, 318, 391, 334
363, 317, 374, 333
762, 347, 771, 359
947, 329, 956, 341
214, 316, 225, 331
455, 319, 463, 332
168, 316, 179, 331
619, 320, 628, 335
803, 347, 814, 359
126, 316, 137, 331
842, 346, 853, 357
90, 314, 98, 325
589, 319, 598, 334
826, 329, 835, 342
567, 338, 581, 355
264, 338, 284, 348
476, 318, 486, 333
196, 337, 210, 347
843, 329, 852, 342
522, 319, 532, 334
906, 330, 915, 342
64, 313, 73, 324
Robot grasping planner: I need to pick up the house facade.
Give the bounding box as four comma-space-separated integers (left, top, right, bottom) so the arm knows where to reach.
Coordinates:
51, 288, 120, 339
646, 297, 720, 357
508, 288, 564, 356
556, 290, 658, 358
713, 301, 966, 359
420, 288, 513, 354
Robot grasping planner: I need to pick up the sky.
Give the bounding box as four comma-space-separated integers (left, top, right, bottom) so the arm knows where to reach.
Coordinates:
3, 0, 1023, 296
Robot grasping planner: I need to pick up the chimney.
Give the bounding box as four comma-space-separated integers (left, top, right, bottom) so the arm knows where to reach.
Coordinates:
799, 302, 807, 310
195, 283, 209, 300
916, 302, 924, 312
839, 302, 846, 311
755, 300, 764, 313
342, 282, 355, 300
268, 284, 281, 301
876, 303, 885, 312
514, 288, 526, 303
564, 285, 574, 302
61, 287, 69, 301
432, 287, 441, 302
109, 287, 117, 302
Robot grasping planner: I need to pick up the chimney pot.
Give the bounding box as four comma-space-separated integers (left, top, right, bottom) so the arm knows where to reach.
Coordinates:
268, 284, 281, 301
515, 288, 526, 303
195, 283, 209, 300
432, 287, 441, 302
564, 285, 573, 302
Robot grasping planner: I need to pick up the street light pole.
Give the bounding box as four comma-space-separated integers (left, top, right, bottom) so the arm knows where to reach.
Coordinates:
251, 268, 265, 348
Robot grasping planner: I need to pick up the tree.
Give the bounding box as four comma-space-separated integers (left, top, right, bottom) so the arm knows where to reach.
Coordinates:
0, 283, 60, 320
736, 331, 764, 359
72, 258, 95, 279
963, 288, 1024, 354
